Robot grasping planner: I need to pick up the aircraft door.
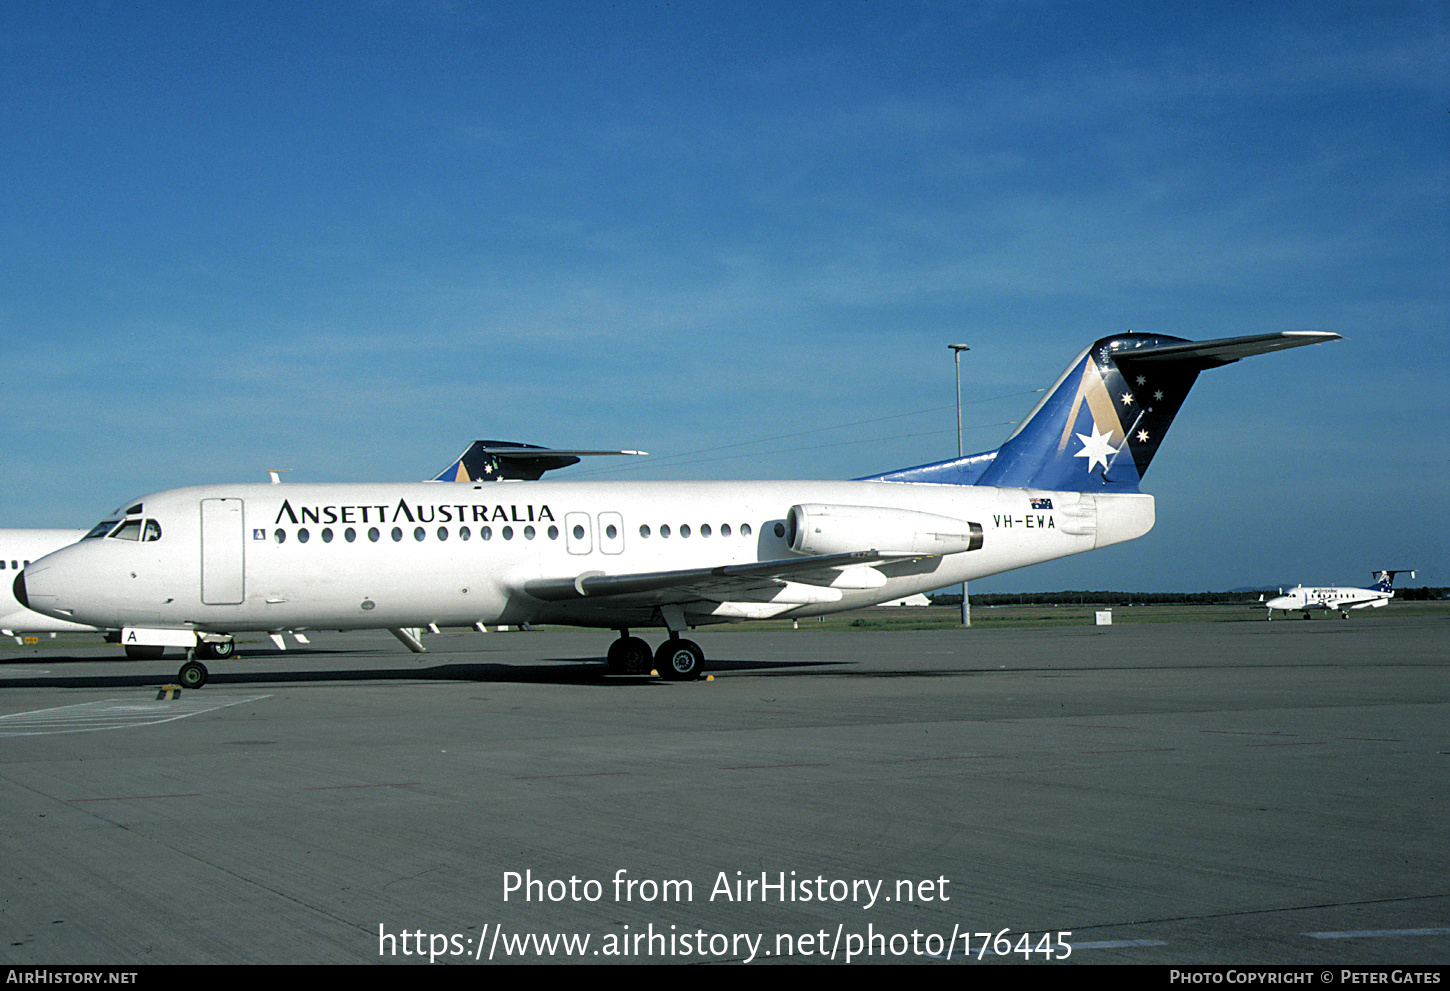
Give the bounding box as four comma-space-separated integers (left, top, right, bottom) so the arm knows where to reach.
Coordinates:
565, 512, 592, 555
200, 498, 245, 605
598, 512, 624, 554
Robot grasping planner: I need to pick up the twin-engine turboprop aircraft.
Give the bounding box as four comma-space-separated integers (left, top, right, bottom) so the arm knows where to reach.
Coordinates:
1262, 570, 1414, 620
16, 331, 1339, 688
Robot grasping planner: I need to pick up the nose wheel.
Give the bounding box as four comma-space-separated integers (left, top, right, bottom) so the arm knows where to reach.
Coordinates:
178, 660, 209, 689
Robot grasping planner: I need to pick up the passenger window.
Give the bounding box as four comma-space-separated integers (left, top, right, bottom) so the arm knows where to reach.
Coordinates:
481, 526, 492, 540
345, 527, 357, 542
392, 527, 403, 542
524, 526, 536, 540
639, 524, 651, 538
322, 528, 333, 543
414, 527, 426, 542
298, 528, 310, 543
721, 524, 731, 537
502, 526, 514, 540
368, 527, 380, 542
742, 523, 752, 536
680, 524, 691, 538
273, 528, 286, 544
459, 526, 471, 541
548, 525, 559, 540
437, 527, 448, 541
700, 524, 711, 537
660, 525, 671, 538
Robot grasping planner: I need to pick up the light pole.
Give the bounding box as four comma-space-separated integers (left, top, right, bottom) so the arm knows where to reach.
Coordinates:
949, 344, 971, 628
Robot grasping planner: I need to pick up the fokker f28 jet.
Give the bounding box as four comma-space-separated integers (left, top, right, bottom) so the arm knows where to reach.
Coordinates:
0, 444, 639, 653
16, 331, 1339, 688
1262, 570, 1414, 620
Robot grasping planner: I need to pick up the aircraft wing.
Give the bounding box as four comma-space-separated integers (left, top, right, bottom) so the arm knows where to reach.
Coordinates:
523, 550, 927, 604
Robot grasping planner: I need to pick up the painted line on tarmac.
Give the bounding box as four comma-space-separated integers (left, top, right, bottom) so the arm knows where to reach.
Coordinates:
0, 694, 271, 736
1306, 928, 1450, 939
1071, 939, 1168, 950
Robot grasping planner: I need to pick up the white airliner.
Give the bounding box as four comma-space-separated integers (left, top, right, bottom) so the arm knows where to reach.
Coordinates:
16, 331, 1339, 688
0, 529, 93, 643
1261, 570, 1414, 620
0, 443, 641, 656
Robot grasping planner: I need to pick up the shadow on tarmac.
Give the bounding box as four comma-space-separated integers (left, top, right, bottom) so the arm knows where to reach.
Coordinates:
0, 652, 845, 690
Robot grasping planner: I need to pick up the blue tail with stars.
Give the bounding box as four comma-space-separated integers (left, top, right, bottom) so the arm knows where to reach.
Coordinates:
860, 331, 1339, 492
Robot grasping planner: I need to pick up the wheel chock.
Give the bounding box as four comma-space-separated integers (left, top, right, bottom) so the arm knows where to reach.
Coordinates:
156, 684, 182, 700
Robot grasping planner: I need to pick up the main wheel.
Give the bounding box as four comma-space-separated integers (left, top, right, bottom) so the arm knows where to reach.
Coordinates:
178, 660, 209, 689
655, 638, 704, 681
197, 639, 235, 660
607, 636, 652, 675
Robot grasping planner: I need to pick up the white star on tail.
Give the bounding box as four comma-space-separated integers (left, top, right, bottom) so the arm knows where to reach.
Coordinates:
1073, 425, 1118, 473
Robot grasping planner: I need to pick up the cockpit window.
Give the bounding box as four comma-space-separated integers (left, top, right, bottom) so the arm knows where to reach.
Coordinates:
110, 520, 142, 541
84, 519, 121, 540
125, 504, 143, 515
142, 519, 162, 542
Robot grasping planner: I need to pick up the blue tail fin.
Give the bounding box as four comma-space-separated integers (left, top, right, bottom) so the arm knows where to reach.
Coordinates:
432, 442, 647, 481
863, 331, 1339, 491
1372, 570, 1414, 593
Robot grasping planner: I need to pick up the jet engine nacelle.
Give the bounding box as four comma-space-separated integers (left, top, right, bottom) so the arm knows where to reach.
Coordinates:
785, 504, 983, 557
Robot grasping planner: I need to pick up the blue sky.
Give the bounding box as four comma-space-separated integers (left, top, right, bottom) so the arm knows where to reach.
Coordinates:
1, 1, 1444, 592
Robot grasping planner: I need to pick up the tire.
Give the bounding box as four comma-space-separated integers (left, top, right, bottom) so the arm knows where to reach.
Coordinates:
197, 639, 235, 660
656, 638, 704, 681
607, 636, 652, 675
178, 660, 209, 689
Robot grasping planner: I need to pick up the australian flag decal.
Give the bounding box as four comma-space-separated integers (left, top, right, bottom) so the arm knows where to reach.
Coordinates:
1031, 498, 1054, 510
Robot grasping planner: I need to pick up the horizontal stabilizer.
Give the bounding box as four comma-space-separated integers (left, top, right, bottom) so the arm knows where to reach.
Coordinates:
1111, 331, 1341, 368
433, 441, 646, 482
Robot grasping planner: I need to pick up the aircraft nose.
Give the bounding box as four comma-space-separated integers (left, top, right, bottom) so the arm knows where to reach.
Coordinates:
13, 570, 28, 609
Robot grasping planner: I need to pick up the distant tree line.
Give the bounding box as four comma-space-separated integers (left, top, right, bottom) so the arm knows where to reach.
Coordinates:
930, 587, 1448, 606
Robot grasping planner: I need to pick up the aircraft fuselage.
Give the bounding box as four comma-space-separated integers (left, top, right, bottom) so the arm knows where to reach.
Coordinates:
20, 480, 1153, 634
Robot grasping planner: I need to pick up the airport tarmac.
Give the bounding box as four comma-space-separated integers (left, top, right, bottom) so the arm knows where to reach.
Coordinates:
1, 616, 1446, 966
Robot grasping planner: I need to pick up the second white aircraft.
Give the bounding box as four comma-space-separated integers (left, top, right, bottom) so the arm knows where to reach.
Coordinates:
1262, 571, 1414, 620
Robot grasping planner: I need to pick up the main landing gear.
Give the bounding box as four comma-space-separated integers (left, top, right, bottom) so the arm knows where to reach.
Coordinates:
606, 629, 705, 681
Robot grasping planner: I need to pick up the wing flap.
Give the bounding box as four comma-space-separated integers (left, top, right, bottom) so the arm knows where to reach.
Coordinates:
522, 550, 926, 604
